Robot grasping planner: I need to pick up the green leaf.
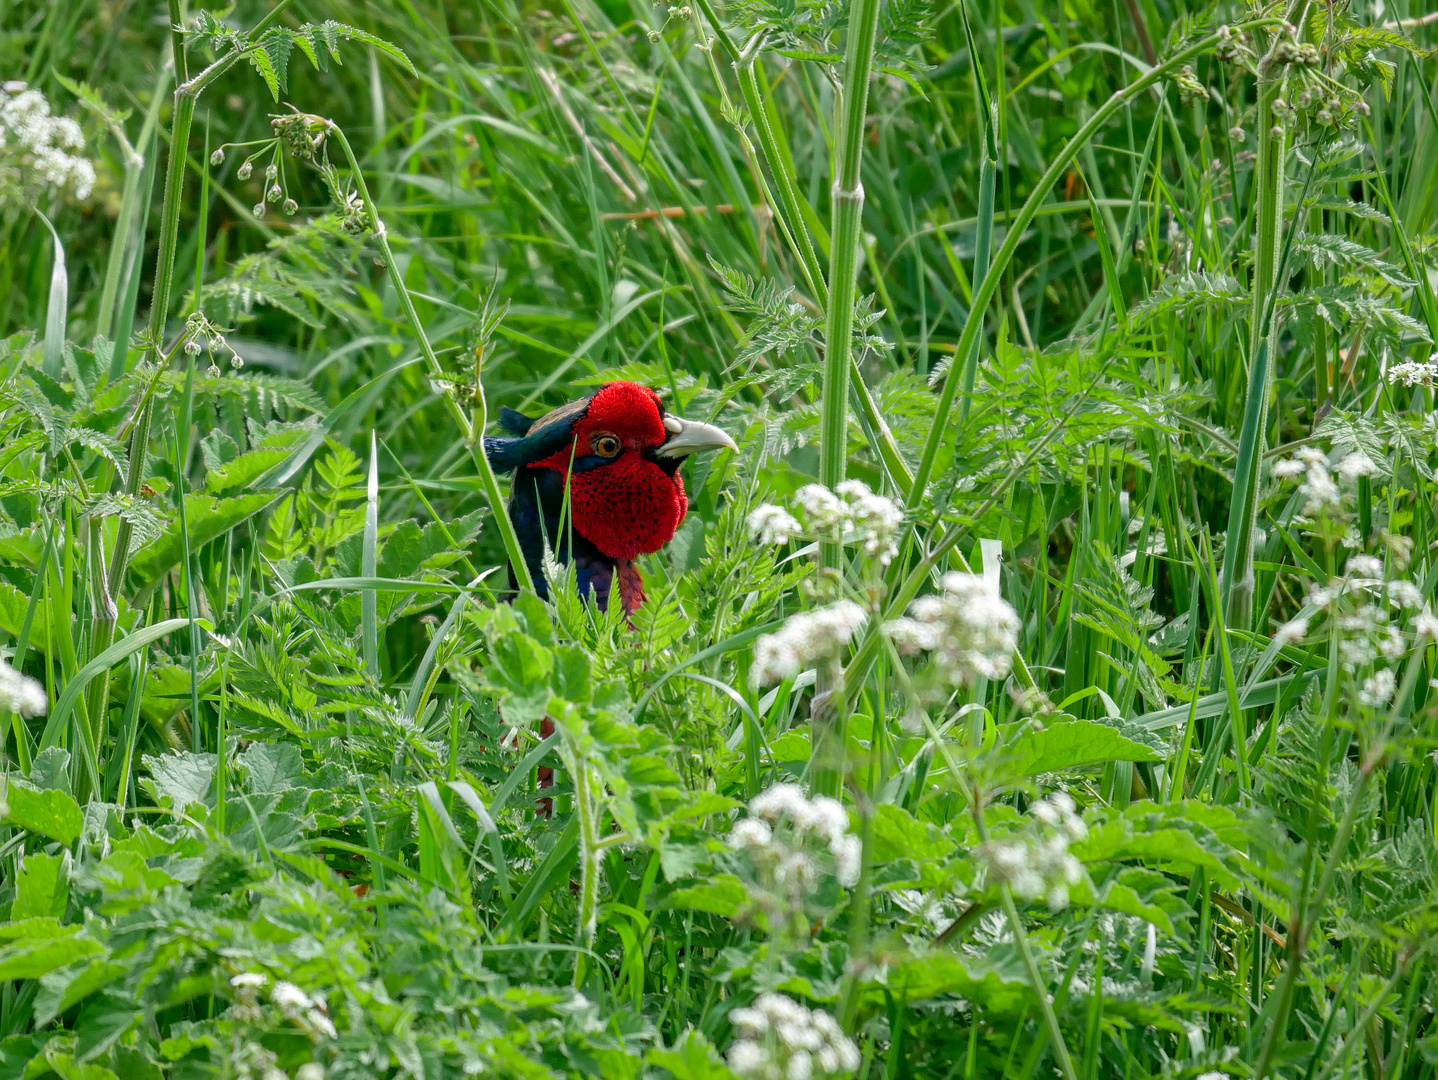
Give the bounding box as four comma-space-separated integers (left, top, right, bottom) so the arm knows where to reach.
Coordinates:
139, 752, 216, 811
2, 779, 82, 846
869, 803, 954, 863
645, 1030, 737, 1080
0, 931, 102, 982
128, 493, 280, 587
28, 748, 72, 797
856, 948, 1031, 1016
33, 960, 125, 1029
13, 852, 69, 921
205, 430, 311, 493
74, 992, 140, 1062
662, 874, 747, 917
997, 719, 1161, 781
246, 42, 281, 100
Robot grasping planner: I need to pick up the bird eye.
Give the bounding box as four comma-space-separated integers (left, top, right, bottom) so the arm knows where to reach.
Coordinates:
592, 433, 622, 457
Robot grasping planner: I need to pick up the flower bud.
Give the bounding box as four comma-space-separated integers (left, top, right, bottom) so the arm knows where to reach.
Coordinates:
283, 198, 298, 215
253, 201, 266, 218
210, 147, 225, 166
237, 161, 253, 180
184, 338, 202, 355
267, 184, 282, 203
265, 163, 278, 182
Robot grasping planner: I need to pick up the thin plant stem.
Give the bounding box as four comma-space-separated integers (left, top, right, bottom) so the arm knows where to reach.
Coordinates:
325, 123, 536, 595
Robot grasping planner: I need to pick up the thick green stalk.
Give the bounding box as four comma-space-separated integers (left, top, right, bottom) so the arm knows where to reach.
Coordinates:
957, 151, 995, 428
731, 45, 913, 495
905, 19, 1282, 510
820, 0, 882, 535
1219, 33, 1291, 629
327, 125, 536, 596
955, 1, 996, 429
810, 0, 882, 799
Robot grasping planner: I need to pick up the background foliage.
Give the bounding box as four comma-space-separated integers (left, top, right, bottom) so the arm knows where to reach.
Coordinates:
0, 0, 1437, 1076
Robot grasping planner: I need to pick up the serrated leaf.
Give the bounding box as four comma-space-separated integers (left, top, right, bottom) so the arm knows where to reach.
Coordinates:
3, 779, 82, 845
128, 493, 281, 588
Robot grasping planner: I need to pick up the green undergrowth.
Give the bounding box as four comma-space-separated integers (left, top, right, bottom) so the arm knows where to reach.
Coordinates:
0, 0, 1436, 1077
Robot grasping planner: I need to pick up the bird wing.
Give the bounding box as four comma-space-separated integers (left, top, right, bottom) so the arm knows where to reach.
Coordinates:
507, 465, 617, 609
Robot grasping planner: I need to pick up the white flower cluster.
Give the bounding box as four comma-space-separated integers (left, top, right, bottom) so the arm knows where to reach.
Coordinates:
1271, 448, 1378, 519
748, 504, 802, 546
1388, 358, 1438, 388
727, 993, 861, 1080
0, 658, 46, 718
748, 481, 903, 565
884, 572, 1020, 687
752, 601, 867, 686
0, 82, 95, 206
980, 793, 1087, 911
730, 783, 862, 890
229, 973, 336, 1041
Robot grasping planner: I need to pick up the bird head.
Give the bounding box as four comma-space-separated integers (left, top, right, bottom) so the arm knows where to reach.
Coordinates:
486, 381, 738, 562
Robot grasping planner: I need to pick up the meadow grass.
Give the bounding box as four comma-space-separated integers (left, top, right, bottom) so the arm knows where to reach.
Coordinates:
0, 0, 1435, 1077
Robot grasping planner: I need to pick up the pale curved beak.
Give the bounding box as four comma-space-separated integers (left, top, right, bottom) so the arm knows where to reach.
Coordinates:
655, 415, 739, 459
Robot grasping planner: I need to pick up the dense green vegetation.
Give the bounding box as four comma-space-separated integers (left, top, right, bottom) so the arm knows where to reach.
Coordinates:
1, 0, 1437, 1076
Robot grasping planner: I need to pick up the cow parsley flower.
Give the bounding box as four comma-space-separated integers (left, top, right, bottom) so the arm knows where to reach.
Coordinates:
752, 601, 867, 686
980, 793, 1086, 911
727, 994, 860, 1080
783, 481, 903, 565
737, 784, 862, 888
794, 485, 847, 533
1388, 359, 1438, 387
0, 659, 46, 718
1414, 609, 1438, 640
749, 504, 802, 546
270, 982, 311, 1011
1335, 452, 1378, 482
885, 572, 1020, 686
835, 480, 902, 564
1358, 668, 1396, 708
0, 84, 95, 206
1273, 616, 1309, 646
1346, 554, 1384, 580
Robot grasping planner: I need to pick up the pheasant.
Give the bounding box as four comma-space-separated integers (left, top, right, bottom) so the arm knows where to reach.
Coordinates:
484, 380, 737, 613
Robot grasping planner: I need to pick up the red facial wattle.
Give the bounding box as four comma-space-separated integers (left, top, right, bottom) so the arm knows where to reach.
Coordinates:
532, 382, 689, 562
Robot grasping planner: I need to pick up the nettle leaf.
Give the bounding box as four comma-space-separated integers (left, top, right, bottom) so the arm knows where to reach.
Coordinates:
140, 752, 217, 810
205, 424, 313, 493
2, 779, 82, 846
128, 493, 281, 589
996, 718, 1161, 781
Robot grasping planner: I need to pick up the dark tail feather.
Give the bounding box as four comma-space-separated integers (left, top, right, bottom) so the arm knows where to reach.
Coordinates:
483, 436, 528, 474
499, 406, 538, 434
